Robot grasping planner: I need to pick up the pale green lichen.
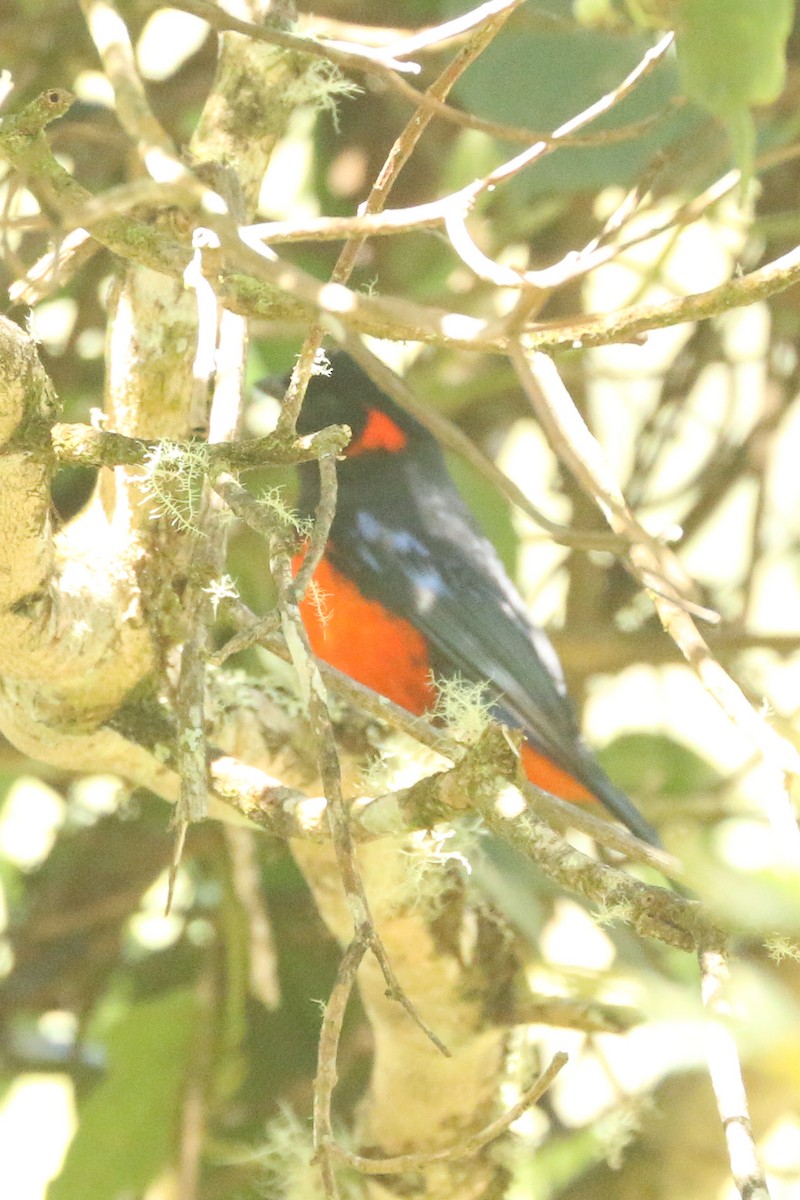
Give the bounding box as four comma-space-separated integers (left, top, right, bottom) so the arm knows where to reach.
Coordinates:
765, 934, 800, 963
432, 673, 494, 746
257, 485, 314, 540
282, 55, 361, 132
254, 1104, 361, 1200
141, 439, 210, 534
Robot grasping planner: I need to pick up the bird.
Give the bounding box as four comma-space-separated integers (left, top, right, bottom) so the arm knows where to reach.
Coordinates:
288, 352, 659, 848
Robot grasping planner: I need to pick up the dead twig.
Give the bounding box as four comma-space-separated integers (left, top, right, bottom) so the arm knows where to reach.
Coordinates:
510, 345, 800, 860
700, 951, 772, 1200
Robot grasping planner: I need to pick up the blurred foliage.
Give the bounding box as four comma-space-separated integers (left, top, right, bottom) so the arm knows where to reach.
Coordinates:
674, 0, 794, 179
576, 0, 796, 179
2, 1, 800, 1199
453, 13, 692, 194
48, 988, 199, 1200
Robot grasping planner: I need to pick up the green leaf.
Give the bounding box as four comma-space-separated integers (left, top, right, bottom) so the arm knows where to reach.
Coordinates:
675, 0, 794, 177
450, 7, 691, 195
48, 987, 197, 1200
597, 731, 723, 798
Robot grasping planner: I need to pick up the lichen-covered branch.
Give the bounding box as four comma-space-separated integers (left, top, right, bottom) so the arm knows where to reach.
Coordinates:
0, 314, 155, 774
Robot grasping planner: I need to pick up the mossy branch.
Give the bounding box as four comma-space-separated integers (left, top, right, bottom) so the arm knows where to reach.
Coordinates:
47, 420, 351, 469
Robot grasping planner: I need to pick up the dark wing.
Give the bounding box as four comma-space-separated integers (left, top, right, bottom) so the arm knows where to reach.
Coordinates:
331, 484, 659, 845
337, 506, 582, 759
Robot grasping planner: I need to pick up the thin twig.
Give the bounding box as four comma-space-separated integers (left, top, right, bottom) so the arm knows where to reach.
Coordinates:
174, 233, 244, 830
79, 0, 178, 163
444, 34, 675, 291
237, 23, 525, 1133
275, 0, 523, 438
168, 236, 248, 913
78, 0, 207, 220
510, 346, 800, 856
291, 454, 339, 601
212, 475, 450, 1056
523, 238, 800, 354
172, 0, 565, 155
332, 1052, 568, 1174
248, 35, 672, 299
343, 336, 626, 551
379, 0, 528, 59
173, 0, 423, 74
313, 937, 367, 1199
700, 951, 772, 1200
7, 93, 800, 356
209, 608, 281, 664
485, 799, 716, 954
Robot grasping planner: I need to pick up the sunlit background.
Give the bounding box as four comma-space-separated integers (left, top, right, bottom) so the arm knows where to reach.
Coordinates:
2, 2, 800, 1198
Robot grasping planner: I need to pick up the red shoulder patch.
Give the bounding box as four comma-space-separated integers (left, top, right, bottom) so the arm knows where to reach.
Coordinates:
292, 553, 435, 714
348, 409, 408, 456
